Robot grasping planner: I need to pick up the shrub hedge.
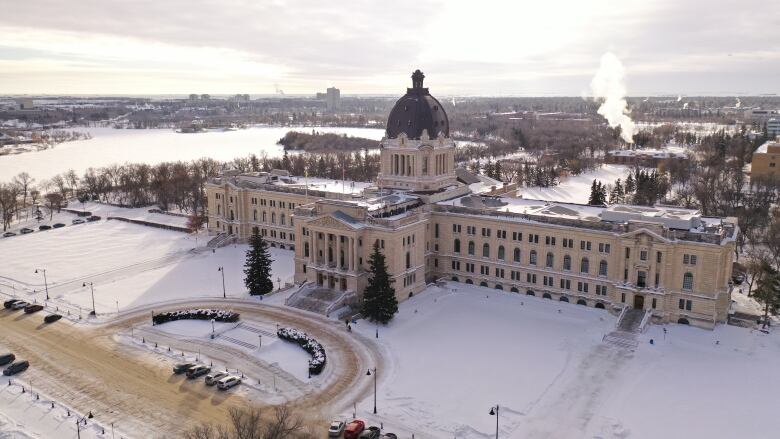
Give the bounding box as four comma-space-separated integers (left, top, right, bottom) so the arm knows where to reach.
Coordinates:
152, 309, 240, 325
277, 327, 326, 375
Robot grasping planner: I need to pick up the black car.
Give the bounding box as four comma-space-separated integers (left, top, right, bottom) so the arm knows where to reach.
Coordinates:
24, 304, 44, 314
44, 314, 62, 323
38, 225, 52, 231
86, 215, 101, 222
52, 223, 66, 228
0, 353, 15, 366
2, 231, 15, 238
359, 427, 381, 439
19, 228, 34, 234
3, 299, 22, 309
173, 362, 196, 374
382, 434, 398, 439
3, 360, 29, 376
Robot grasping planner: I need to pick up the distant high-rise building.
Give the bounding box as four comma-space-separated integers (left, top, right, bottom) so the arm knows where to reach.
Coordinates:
15, 98, 34, 110
326, 87, 340, 111
767, 118, 780, 138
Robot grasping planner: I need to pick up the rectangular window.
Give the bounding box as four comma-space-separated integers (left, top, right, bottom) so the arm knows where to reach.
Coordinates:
583, 283, 589, 293
683, 254, 689, 264
580, 240, 585, 250
652, 298, 657, 309
656, 251, 662, 263
625, 248, 631, 259
623, 268, 628, 281
435, 224, 439, 238
640, 250, 648, 261
621, 293, 626, 303
690, 255, 697, 265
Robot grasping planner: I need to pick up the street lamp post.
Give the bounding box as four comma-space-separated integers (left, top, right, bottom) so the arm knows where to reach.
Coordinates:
218, 266, 226, 298
83, 282, 96, 315
366, 367, 377, 414
489, 405, 499, 439
34, 268, 49, 300
211, 318, 215, 339
277, 276, 281, 291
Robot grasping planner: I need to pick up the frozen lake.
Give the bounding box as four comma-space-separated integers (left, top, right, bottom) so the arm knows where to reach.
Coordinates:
0, 126, 386, 180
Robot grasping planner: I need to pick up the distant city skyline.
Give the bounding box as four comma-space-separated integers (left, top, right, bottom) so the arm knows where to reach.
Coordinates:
1, 0, 778, 96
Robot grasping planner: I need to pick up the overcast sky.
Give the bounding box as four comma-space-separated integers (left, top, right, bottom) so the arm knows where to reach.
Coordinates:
1, 0, 778, 96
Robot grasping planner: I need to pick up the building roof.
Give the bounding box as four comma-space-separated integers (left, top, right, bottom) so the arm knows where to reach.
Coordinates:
385, 70, 449, 140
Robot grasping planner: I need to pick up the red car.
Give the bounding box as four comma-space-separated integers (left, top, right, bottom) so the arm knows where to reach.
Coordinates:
344, 420, 365, 439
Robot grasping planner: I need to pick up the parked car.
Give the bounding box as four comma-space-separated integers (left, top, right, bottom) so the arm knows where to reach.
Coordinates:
359, 426, 381, 439
3, 360, 29, 376
173, 362, 196, 374
19, 228, 33, 234
10, 301, 29, 310
328, 420, 346, 437
52, 223, 66, 229
2, 231, 16, 238
72, 218, 85, 225
4, 299, 22, 309
86, 215, 101, 222
344, 420, 365, 439
186, 365, 211, 379
732, 273, 745, 285
38, 225, 51, 231
205, 371, 229, 386
44, 314, 62, 323
217, 375, 241, 390
381, 434, 398, 439
24, 304, 44, 314
0, 353, 15, 366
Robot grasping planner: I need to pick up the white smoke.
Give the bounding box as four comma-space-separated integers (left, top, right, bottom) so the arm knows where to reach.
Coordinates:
683, 102, 689, 109
677, 95, 682, 102
735, 98, 741, 108
590, 52, 636, 144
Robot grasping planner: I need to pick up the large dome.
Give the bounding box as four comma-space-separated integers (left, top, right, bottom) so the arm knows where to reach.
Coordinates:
386, 70, 449, 140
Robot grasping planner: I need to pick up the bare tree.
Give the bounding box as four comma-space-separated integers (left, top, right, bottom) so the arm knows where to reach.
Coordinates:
182, 405, 303, 439
12, 172, 34, 220
0, 183, 21, 231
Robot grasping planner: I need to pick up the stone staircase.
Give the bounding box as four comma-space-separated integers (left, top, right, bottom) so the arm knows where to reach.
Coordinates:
286, 285, 356, 316
207, 233, 236, 249
602, 308, 647, 350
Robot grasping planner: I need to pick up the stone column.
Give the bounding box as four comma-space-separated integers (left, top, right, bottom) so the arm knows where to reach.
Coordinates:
336, 234, 342, 269
354, 237, 359, 272
311, 231, 318, 265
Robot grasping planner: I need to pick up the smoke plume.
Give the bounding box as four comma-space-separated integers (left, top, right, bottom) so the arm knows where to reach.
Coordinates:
590, 52, 636, 143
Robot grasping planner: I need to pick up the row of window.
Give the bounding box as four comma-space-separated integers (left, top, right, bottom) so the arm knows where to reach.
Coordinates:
452, 240, 609, 275
446, 224, 612, 252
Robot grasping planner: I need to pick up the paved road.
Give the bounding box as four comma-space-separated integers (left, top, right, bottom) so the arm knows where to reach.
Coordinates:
0, 299, 381, 438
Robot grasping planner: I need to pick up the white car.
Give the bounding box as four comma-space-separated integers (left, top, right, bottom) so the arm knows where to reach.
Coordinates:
72, 218, 85, 225
217, 375, 241, 390
328, 420, 346, 437
11, 301, 29, 310
205, 371, 229, 386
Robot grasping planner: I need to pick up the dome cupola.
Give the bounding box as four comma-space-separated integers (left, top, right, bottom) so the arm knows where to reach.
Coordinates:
386, 70, 449, 140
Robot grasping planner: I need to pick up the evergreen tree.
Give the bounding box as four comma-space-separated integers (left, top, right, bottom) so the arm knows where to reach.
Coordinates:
492, 160, 503, 181
754, 267, 780, 328
625, 173, 636, 194
244, 229, 274, 295
362, 242, 398, 324
483, 159, 495, 178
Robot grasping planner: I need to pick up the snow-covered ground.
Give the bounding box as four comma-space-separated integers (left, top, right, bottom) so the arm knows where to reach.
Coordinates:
518, 164, 634, 204
0, 126, 385, 181
351, 282, 780, 439
0, 208, 295, 314
0, 376, 116, 439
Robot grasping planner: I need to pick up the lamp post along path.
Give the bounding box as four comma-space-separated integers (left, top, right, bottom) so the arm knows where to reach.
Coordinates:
367, 367, 377, 414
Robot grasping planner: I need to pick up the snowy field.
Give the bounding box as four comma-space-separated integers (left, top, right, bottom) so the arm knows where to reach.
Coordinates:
0, 220, 193, 286
352, 282, 780, 439
0, 210, 295, 313
0, 126, 385, 180
518, 164, 634, 204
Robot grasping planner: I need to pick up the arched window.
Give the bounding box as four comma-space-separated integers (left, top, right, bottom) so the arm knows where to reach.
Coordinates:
563, 255, 571, 271
253, 209, 257, 221
229, 210, 234, 221
454, 239, 461, 253
513, 248, 521, 263
271, 212, 276, 224
304, 242, 310, 257
406, 251, 411, 269
281, 214, 286, 225
497, 246, 505, 260
546, 252, 554, 268
483, 243, 490, 258
529, 250, 537, 265
580, 257, 589, 274
599, 260, 608, 276
468, 241, 475, 255
683, 272, 693, 290
262, 211, 267, 222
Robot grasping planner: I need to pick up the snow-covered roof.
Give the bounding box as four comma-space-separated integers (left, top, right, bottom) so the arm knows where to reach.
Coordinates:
755, 139, 780, 154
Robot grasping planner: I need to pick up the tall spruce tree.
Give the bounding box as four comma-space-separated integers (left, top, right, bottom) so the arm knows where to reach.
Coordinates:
362, 242, 398, 324
244, 229, 274, 295
754, 267, 780, 328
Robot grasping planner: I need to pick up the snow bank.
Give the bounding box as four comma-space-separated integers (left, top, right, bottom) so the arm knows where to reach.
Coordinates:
518, 164, 634, 204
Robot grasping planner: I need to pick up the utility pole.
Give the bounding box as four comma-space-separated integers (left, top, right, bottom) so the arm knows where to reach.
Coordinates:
35, 268, 49, 300
83, 282, 96, 315
218, 266, 226, 298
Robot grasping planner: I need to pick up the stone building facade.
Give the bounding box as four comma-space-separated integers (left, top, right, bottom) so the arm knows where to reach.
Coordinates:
206, 70, 738, 329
